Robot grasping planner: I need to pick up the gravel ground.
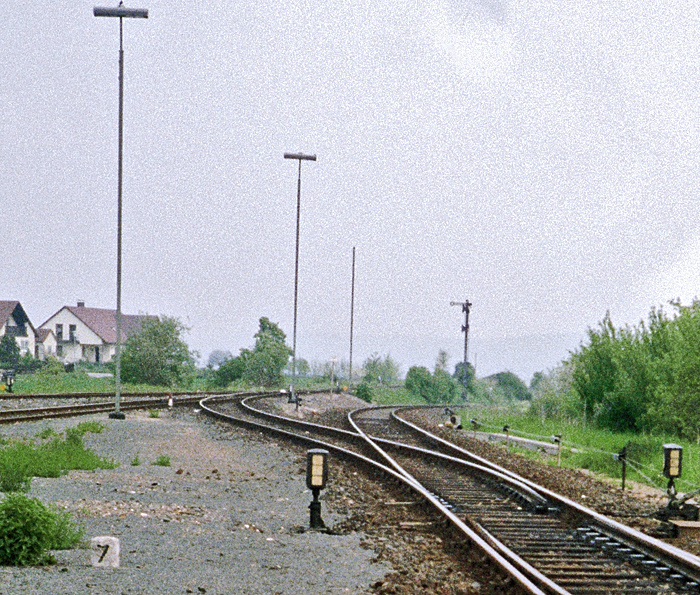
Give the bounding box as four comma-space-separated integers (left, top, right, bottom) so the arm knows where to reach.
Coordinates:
1, 395, 697, 595
0, 408, 393, 595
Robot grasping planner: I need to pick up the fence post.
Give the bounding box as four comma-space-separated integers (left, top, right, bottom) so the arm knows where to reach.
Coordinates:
552, 434, 562, 467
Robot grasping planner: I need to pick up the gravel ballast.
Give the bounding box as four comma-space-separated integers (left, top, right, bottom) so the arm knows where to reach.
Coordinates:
3, 395, 697, 595
0, 409, 392, 595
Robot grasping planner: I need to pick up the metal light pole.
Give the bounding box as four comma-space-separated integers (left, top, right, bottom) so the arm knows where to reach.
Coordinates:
284, 152, 316, 404
348, 246, 356, 387
94, 3, 148, 419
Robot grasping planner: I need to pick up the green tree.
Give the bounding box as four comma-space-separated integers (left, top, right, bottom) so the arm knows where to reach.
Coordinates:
121, 316, 195, 386
568, 308, 668, 432
453, 361, 475, 393
486, 371, 532, 401
214, 354, 246, 387
405, 365, 460, 404
433, 368, 461, 402
241, 317, 292, 386
527, 364, 578, 423
0, 334, 20, 369
645, 301, 700, 440
405, 366, 435, 402
435, 350, 449, 372
362, 353, 400, 384
355, 381, 373, 403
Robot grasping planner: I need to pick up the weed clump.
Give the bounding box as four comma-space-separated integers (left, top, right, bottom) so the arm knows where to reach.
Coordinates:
153, 455, 171, 467
0, 423, 116, 493
0, 494, 83, 566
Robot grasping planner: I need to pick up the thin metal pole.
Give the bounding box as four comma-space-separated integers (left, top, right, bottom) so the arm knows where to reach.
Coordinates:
112, 16, 125, 419
283, 153, 315, 402
291, 159, 302, 401
349, 246, 356, 387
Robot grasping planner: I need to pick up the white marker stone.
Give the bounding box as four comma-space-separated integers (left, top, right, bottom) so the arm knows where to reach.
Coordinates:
90, 536, 120, 568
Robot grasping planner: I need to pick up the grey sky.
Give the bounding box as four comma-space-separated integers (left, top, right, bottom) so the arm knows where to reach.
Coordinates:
3, 1, 700, 381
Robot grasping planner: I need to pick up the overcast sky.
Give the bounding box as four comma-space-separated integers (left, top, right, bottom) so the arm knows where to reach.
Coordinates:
3, 1, 700, 381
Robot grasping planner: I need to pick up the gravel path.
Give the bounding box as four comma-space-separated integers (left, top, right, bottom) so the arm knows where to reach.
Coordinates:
0, 408, 392, 595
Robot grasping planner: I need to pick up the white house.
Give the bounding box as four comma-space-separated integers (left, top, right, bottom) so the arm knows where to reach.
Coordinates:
0, 301, 37, 359
40, 301, 155, 364
35, 328, 57, 360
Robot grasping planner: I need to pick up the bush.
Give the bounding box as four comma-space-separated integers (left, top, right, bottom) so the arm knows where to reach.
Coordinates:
0, 494, 83, 566
355, 382, 373, 403
0, 455, 32, 493
0, 425, 116, 491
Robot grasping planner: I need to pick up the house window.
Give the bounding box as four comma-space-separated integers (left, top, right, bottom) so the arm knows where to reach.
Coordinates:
69, 325, 77, 342
56, 324, 63, 341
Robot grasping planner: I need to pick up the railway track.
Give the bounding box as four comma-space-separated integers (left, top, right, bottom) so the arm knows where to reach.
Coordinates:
5, 390, 700, 593
201, 393, 700, 595
0, 391, 224, 423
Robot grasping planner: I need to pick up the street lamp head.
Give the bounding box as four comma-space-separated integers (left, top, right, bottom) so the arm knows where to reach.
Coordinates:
284, 153, 317, 161
94, 6, 148, 18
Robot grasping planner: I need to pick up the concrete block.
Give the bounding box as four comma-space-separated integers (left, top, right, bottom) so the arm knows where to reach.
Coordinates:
90, 536, 120, 568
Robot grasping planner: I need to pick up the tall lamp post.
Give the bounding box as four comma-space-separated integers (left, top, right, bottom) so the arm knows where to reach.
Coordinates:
94, 3, 148, 419
284, 152, 317, 403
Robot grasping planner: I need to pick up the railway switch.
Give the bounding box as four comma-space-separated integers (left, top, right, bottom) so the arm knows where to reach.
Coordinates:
306, 449, 329, 529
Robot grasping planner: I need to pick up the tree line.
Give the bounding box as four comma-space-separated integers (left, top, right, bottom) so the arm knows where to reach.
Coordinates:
531, 300, 700, 440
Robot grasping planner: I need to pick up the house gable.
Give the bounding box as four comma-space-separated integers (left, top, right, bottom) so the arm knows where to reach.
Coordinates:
39, 302, 156, 364
0, 301, 37, 358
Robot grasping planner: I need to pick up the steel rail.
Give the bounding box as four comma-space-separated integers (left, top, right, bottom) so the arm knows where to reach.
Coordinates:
0, 392, 240, 424
391, 405, 700, 585
346, 405, 570, 595
202, 394, 700, 593
0, 390, 222, 401
201, 393, 550, 595
233, 395, 700, 591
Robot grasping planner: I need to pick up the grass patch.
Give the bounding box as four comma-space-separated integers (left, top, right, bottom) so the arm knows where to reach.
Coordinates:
0, 424, 117, 493
148, 409, 160, 419
369, 386, 419, 405
130, 456, 141, 466
153, 455, 170, 467
74, 421, 105, 435
9, 367, 179, 396
456, 405, 700, 492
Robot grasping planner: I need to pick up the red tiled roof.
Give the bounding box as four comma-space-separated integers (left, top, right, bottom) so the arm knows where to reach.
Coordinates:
0, 301, 20, 328
66, 306, 156, 344
35, 328, 54, 342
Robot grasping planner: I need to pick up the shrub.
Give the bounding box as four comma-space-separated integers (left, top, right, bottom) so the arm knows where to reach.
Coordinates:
355, 382, 373, 403
75, 421, 105, 435
0, 494, 83, 566
0, 455, 32, 493
0, 425, 116, 492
